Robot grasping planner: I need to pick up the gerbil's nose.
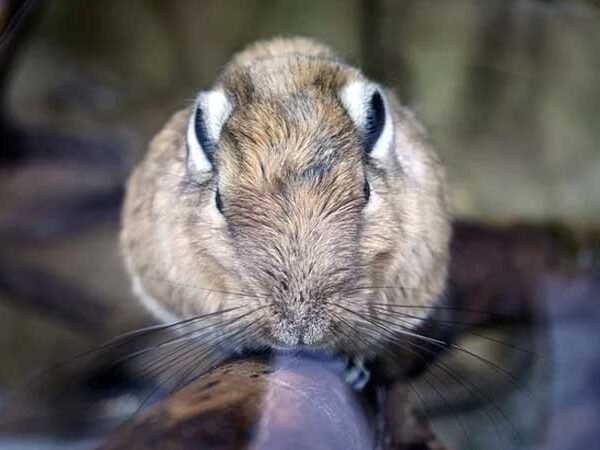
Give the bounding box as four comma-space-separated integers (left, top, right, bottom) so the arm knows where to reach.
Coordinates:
272, 302, 325, 346
277, 309, 307, 344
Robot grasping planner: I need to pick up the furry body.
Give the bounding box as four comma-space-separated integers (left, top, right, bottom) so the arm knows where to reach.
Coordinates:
121, 38, 451, 371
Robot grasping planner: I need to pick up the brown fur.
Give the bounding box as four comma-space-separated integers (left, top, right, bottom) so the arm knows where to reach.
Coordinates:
121, 37, 451, 365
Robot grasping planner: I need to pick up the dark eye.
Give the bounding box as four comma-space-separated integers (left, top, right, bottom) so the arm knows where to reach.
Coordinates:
363, 179, 371, 204
215, 189, 223, 213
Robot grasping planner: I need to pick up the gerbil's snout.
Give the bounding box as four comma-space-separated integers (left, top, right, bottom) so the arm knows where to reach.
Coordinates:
261, 242, 358, 348
229, 184, 363, 349
267, 281, 342, 346
270, 298, 326, 346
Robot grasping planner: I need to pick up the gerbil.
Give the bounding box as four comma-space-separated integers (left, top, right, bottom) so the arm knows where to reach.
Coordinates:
120, 37, 451, 380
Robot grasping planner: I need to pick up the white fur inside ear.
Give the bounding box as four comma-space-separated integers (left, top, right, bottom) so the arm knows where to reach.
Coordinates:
187, 90, 232, 173
202, 90, 233, 144
339, 81, 394, 161
186, 115, 211, 172
339, 81, 371, 129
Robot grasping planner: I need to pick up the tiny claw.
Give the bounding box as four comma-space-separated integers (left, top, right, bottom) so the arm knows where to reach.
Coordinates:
344, 356, 371, 391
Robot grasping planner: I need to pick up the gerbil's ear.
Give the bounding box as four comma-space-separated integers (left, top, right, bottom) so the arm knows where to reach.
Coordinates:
186, 90, 232, 173
339, 82, 394, 160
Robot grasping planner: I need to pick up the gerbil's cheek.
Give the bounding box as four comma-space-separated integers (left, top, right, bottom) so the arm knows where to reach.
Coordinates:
204, 191, 227, 226
363, 183, 383, 216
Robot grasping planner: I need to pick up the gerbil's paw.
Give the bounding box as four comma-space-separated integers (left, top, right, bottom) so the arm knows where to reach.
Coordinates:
343, 356, 370, 391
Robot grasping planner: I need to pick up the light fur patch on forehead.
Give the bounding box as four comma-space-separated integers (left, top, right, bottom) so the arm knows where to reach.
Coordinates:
187, 89, 232, 173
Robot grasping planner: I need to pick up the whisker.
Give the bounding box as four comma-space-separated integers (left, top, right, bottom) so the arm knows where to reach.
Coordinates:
388, 335, 524, 442
0, 0, 40, 49
367, 302, 516, 320
106, 311, 250, 375
375, 311, 536, 401
404, 380, 456, 448
446, 342, 535, 400
130, 308, 264, 383
322, 310, 372, 355
365, 304, 543, 359
127, 323, 260, 420
6, 306, 248, 403
145, 276, 268, 300
332, 299, 537, 383
164, 323, 262, 396
334, 297, 542, 368
425, 361, 512, 447
131, 340, 230, 417
360, 308, 537, 402
416, 369, 477, 450
361, 316, 517, 443
329, 300, 526, 443
337, 288, 520, 320
329, 302, 446, 346
328, 314, 476, 449
172, 321, 263, 390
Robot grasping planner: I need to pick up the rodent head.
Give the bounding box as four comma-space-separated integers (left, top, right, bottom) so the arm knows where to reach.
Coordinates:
122, 41, 450, 360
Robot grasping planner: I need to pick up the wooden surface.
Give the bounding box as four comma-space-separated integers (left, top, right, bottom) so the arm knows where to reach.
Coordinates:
97, 356, 376, 450
96, 354, 451, 450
